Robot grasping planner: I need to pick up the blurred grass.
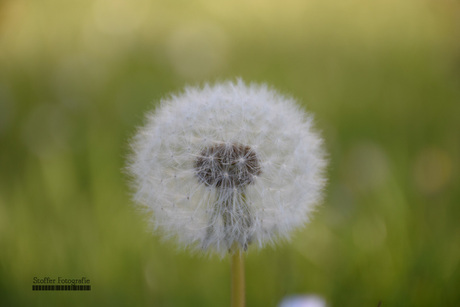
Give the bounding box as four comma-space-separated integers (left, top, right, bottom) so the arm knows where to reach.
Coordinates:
1, 0, 460, 306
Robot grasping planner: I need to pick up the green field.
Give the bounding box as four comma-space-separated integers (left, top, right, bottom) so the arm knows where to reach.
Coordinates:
1, 0, 459, 306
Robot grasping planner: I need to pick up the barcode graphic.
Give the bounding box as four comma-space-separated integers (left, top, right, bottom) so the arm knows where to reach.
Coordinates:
32, 285, 91, 291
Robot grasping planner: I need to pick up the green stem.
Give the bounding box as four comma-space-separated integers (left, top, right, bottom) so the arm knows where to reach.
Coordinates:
231, 250, 245, 307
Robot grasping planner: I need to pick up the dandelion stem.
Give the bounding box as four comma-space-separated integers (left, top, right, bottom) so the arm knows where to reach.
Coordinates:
231, 250, 245, 307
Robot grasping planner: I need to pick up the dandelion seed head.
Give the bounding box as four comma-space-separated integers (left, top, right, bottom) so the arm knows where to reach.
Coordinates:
127, 79, 327, 256
195, 143, 261, 188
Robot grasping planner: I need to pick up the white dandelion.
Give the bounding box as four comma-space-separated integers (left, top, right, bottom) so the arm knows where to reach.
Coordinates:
128, 79, 327, 256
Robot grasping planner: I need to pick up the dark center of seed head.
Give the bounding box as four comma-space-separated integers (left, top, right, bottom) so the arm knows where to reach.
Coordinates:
195, 143, 262, 188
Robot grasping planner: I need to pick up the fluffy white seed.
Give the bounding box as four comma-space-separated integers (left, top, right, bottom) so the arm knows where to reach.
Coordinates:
127, 79, 327, 256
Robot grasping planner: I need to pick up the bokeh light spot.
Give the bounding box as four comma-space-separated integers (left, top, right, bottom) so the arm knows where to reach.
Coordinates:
413, 147, 452, 195
167, 23, 229, 79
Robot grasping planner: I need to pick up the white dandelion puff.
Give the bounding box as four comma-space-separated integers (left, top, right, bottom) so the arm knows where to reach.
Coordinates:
127, 79, 327, 256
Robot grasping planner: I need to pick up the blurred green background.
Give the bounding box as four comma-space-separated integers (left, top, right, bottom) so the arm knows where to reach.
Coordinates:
1, 0, 459, 306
